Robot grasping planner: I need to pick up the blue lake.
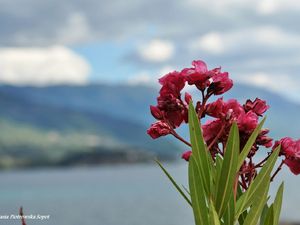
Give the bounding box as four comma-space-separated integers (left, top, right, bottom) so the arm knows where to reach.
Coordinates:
0, 163, 299, 225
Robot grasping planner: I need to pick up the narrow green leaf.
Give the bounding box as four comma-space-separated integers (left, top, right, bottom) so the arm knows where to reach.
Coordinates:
223, 192, 235, 225
273, 182, 284, 225
215, 155, 223, 185
238, 209, 248, 225
188, 102, 212, 195
215, 122, 239, 217
260, 204, 270, 225
237, 117, 266, 172
236, 146, 280, 218
243, 178, 270, 225
189, 156, 209, 225
212, 155, 223, 199
209, 199, 221, 225
156, 160, 192, 206
263, 205, 274, 225
237, 186, 248, 225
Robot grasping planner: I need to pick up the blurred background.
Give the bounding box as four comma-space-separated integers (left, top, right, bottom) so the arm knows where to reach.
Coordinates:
0, 0, 300, 224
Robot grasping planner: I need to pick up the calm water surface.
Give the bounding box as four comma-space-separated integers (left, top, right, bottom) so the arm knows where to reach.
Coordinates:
0, 163, 299, 225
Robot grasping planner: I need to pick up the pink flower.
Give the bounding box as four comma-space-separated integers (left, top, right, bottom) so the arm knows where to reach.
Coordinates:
181, 151, 192, 161
181, 60, 211, 91
275, 138, 300, 162
225, 99, 244, 119
209, 72, 233, 95
273, 137, 300, 175
284, 158, 300, 175
206, 98, 244, 121
147, 121, 171, 139
244, 98, 269, 116
205, 98, 225, 118
193, 60, 208, 73
156, 90, 187, 127
154, 71, 188, 128
237, 111, 258, 133
202, 119, 223, 144
165, 110, 188, 128
273, 137, 296, 156
159, 71, 185, 96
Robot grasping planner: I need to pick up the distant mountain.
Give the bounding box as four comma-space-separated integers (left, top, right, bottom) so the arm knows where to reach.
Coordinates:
0, 84, 179, 168
0, 83, 299, 168
0, 84, 155, 124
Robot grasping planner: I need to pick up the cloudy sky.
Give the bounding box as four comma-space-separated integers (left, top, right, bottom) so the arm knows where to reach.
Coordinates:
1, 0, 300, 102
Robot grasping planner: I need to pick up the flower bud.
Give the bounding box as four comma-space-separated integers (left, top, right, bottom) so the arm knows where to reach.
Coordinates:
150, 105, 163, 120
184, 92, 192, 104
147, 121, 171, 139
181, 151, 192, 161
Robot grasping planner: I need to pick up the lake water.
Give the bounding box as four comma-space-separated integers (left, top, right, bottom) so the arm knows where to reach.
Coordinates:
0, 163, 299, 225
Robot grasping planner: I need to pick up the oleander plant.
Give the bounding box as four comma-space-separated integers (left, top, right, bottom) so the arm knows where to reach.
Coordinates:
147, 60, 300, 225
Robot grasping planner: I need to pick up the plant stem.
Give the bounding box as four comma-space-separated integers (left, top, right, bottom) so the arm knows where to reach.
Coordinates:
171, 131, 192, 147
255, 153, 271, 168
163, 116, 192, 147
271, 160, 284, 182
241, 173, 248, 190
208, 124, 225, 150
198, 91, 211, 119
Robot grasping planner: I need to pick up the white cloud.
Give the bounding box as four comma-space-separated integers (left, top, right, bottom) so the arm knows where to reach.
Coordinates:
257, 0, 278, 15
158, 65, 175, 76
0, 46, 91, 86
233, 72, 300, 102
192, 32, 225, 55
191, 26, 300, 56
186, 0, 300, 14
138, 39, 174, 62
127, 71, 153, 85
57, 12, 92, 45
256, 0, 300, 14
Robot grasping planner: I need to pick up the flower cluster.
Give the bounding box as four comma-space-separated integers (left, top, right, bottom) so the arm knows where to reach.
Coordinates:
202, 97, 272, 158
147, 60, 233, 138
148, 59, 300, 186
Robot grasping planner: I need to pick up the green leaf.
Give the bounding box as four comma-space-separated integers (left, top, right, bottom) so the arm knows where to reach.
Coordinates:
212, 155, 223, 198
238, 209, 248, 225
223, 192, 235, 225
188, 102, 212, 195
237, 117, 266, 172
242, 177, 270, 225
260, 204, 270, 225
263, 204, 274, 225
209, 199, 221, 225
273, 182, 284, 225
215, 155, 223, 184
235, 146, 280, 218
215, 122, 239, 217
237, 186, 248, 225
156, 160, 192, 206
189, 156, 209, 225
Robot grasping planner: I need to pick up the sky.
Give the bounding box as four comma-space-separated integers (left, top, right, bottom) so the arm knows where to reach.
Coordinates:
0, 0, 300, 102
